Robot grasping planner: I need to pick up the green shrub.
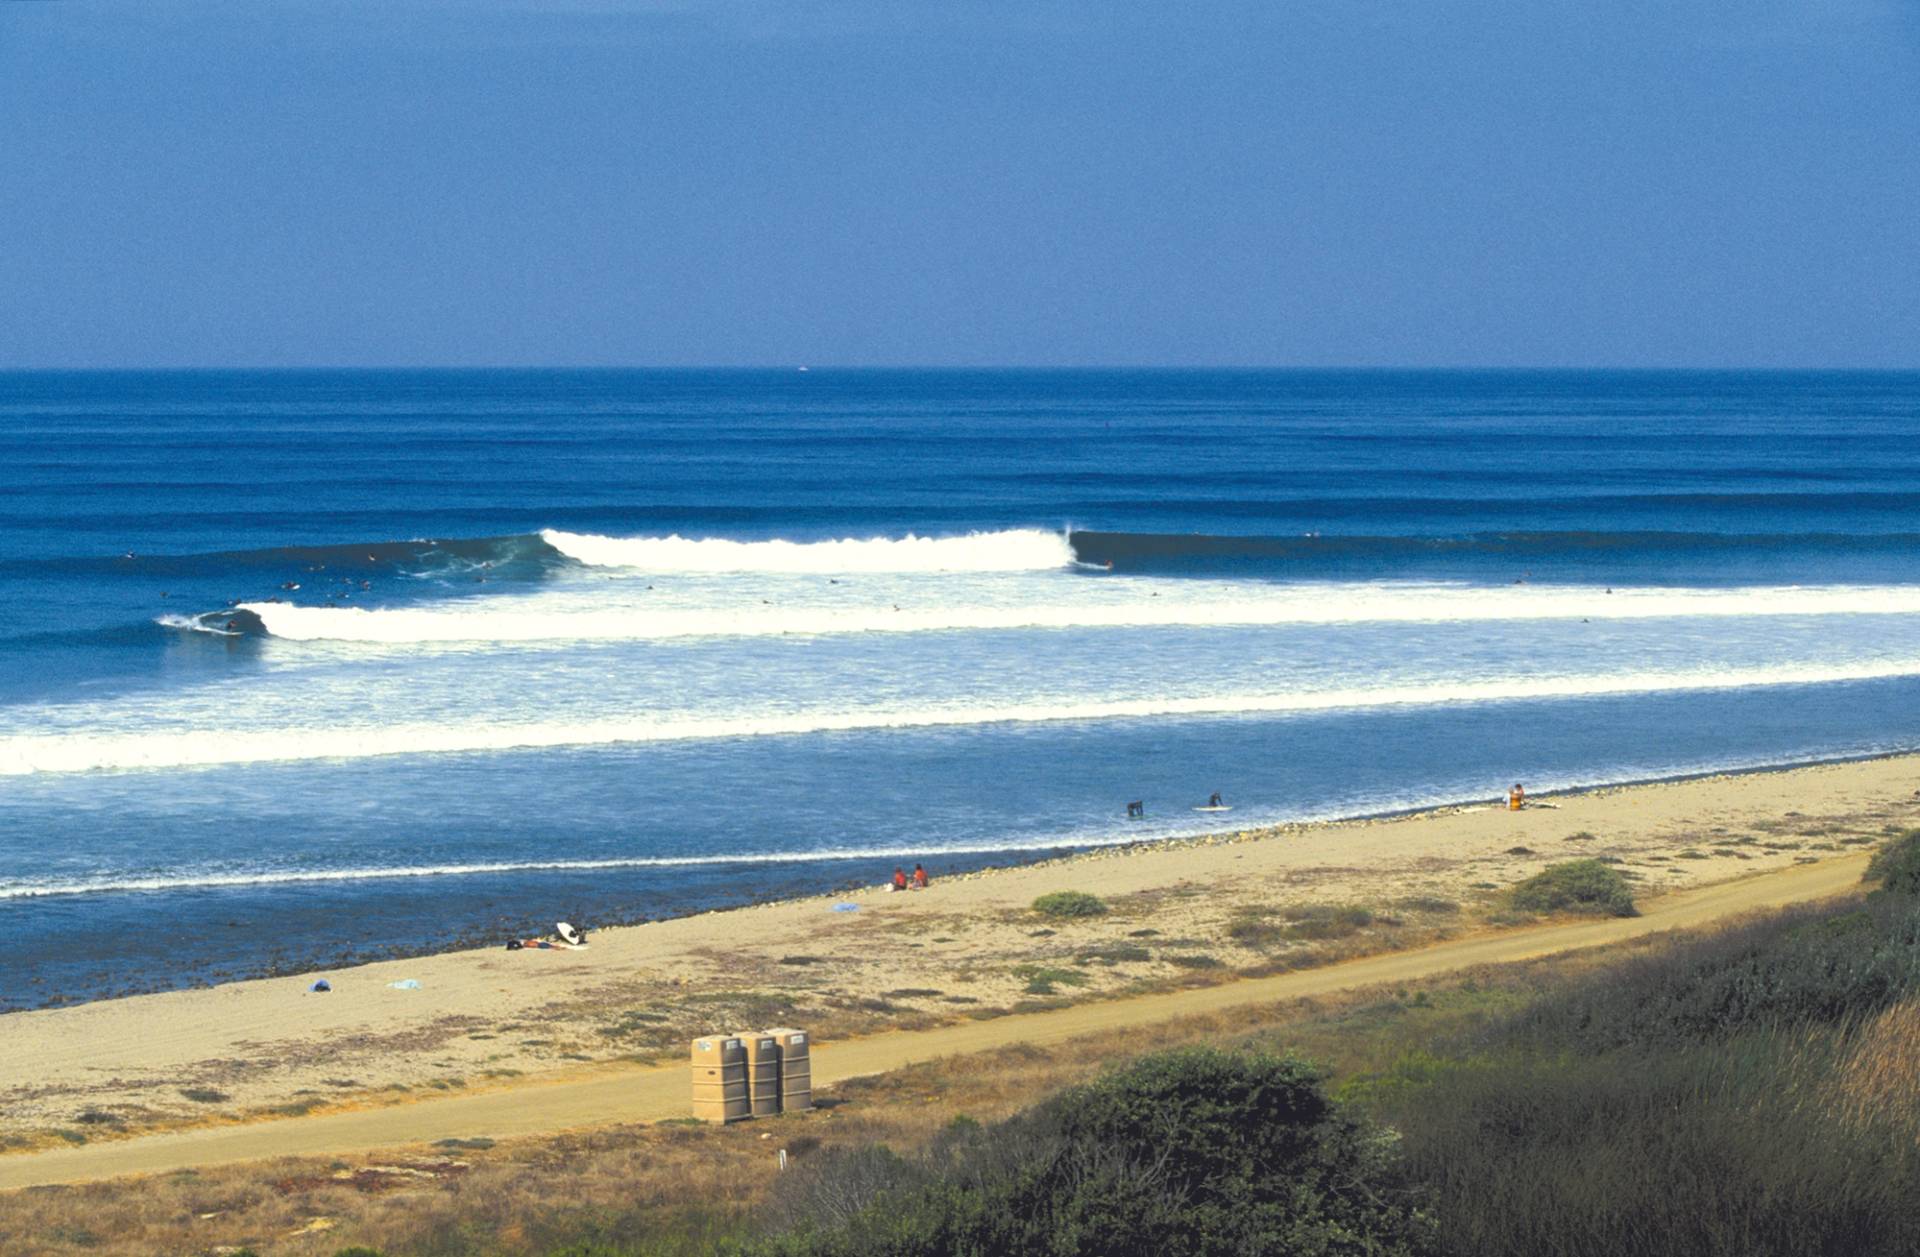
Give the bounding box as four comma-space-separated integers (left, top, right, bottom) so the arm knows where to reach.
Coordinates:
757, 1048, 1436, 1256
1867, 830, 1920, 895
1507, 860, 1637, 918
1225, 911, 1285, 947
1284, 904, 1376, 940
1014, 965, 1090, 995
1031, 891, 1108, 919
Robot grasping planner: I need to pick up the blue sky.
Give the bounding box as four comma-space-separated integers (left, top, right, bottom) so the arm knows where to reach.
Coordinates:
2, 1, 1917, 367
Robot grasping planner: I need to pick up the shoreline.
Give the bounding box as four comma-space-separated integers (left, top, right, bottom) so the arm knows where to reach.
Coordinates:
2, 750, 1913, 1152
8, 742, 1916, 1015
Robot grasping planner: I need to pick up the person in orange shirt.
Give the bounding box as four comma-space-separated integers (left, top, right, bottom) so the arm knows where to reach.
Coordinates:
912, 863, 929, 888
1509, 783, 1525, 811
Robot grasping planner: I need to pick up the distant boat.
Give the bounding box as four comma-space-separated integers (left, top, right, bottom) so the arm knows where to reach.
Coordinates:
797, 366, 810, 373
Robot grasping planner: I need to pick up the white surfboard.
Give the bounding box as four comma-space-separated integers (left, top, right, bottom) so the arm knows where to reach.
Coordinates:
1193, 805, 1234, 812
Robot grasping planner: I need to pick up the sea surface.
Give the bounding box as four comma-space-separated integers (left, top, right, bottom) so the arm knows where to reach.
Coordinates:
3, 369, 1919, 1009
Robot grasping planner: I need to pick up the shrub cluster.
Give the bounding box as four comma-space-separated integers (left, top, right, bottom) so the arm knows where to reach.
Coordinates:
1030, 891, 1108, 919
1867, 829, 1920, 896
1505, 860, 1636, 918
1349, 895, 1920, 1256
754, 1048, 1436, 1256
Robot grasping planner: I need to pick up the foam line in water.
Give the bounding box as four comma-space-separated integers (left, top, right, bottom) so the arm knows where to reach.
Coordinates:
0, 830, 1170, 900
220, 582, 1920, 644
541, 527, 1075, 573
10, 658, 1920, 776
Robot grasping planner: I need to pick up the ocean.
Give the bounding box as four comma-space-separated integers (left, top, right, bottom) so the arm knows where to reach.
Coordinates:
3, 368, 1919, 1009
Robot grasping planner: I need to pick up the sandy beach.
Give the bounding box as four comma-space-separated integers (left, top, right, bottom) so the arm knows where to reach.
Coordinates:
3, 753, 1913, 1154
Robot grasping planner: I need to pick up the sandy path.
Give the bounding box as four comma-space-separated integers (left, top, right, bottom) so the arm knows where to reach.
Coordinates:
0, 850, 1871, 1192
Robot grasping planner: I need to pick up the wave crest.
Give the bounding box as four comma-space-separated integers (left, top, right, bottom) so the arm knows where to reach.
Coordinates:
540, 528, 1074, 573
206, 583, 1920, 645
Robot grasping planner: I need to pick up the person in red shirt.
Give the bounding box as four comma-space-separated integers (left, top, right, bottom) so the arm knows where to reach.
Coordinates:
912, 864, 929, 888
892, 867, 909, 891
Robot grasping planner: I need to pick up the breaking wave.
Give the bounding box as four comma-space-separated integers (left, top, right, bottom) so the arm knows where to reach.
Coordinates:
10, 658, 1920, 776
541, 527, 1074, 573
209, 582, 1920, 645
0, 829, 1168, 900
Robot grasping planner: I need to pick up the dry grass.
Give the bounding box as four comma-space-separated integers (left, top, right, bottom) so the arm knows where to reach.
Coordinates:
0, 936, 1668, 1257
1832, 999, 1920, 1132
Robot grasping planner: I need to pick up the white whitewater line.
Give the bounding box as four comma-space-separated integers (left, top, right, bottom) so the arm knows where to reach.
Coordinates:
220, 583, 1920, 645
540, 527, 1075, 573
7, 658, 1920, 777
0, 832, 1161, 900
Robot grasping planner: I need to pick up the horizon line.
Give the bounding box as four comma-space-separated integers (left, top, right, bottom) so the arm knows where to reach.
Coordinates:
4, 363, 1919, 374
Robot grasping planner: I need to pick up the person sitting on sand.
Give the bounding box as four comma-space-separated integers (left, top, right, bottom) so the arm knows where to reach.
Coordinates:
892, 867, 909, 891
1509, 783, 1525, 811
912, 863, 929, 888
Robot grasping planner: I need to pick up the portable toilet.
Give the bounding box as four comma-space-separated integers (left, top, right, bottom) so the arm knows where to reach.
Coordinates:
764, 1027, 811, 1113
690, 1034, 749, 1124
737, 1031, 784, 1117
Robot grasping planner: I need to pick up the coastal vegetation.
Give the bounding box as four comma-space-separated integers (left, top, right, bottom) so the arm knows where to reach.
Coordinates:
1504, 859, 1638, 917
4, 831, 1908, 1256
1029, 891, 1108, 920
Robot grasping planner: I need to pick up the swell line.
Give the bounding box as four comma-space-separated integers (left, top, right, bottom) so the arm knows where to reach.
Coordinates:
9, 658, 1920, 776
213, 583, 1920, 644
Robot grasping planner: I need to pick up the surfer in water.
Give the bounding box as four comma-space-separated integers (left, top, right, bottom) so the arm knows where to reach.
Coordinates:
1208, 792, 1223, 808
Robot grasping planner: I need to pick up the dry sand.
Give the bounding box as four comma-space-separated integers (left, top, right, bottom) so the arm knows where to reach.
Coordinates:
2, 754, 1913, 1156
0, 850, 1874, 1192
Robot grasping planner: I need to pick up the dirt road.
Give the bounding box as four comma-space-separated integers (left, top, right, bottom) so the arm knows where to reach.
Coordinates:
0, 852, 1870, 1192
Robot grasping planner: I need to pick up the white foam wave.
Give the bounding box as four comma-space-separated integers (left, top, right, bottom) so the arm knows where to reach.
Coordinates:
223, 583, 1920, 645
155, 613, 240, 637
541, 527, 1075, 573
0, 831, 1156, 900
9, 658, 1920, 776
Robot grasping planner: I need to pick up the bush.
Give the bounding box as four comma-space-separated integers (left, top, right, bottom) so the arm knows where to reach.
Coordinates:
1473, 896, 1920, 1057
1031, 891, 1107, 919
1375, 1039, 1920, 1257
756, 1048, 1436, 1256
1285, 904, 1376, 940
1507, 860, 1637, 918
1335, 895, 1920, 1256
1867, 830, 1920, 895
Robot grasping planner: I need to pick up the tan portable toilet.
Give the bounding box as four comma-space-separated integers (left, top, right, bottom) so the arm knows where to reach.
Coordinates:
737, 1031, 784, 1117
691, 1035, 749, 1124
765, 1027, 812, 1112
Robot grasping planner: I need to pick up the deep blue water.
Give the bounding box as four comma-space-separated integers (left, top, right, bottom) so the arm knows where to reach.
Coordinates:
4, 369, 1920, 1008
